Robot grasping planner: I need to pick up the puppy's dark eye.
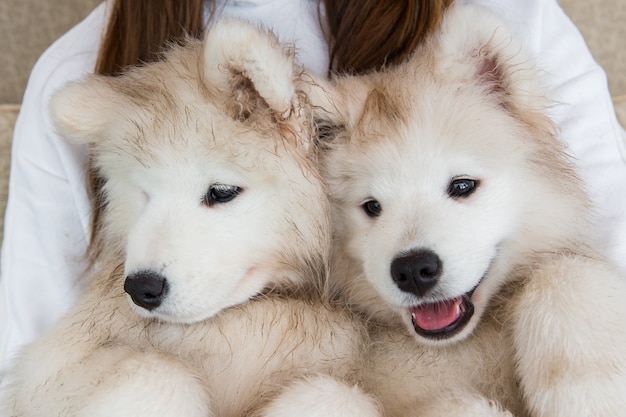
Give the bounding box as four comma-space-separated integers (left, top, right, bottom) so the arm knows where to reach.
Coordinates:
362, 199, 382, 217
202, 184, 242, 207
448, 178, 478, 198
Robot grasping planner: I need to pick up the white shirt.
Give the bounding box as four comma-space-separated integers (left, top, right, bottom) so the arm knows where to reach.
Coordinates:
1, 0, 625, 385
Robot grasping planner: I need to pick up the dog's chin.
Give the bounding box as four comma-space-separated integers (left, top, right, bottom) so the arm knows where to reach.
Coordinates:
402, 287, 479, 346
127, 298, 224, 324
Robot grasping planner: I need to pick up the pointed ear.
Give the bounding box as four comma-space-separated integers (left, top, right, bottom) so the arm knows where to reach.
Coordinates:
49, 76, 127, 144
429, 5, 545, 112
202, 18, 299, 121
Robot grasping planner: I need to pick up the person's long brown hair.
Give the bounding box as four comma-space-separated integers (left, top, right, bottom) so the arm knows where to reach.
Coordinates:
95, 0, 207, 75
87, 0, 454, 261
323, 0, 454, 74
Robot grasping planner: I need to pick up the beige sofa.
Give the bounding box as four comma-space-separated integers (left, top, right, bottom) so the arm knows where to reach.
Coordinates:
0, 0, 625, 244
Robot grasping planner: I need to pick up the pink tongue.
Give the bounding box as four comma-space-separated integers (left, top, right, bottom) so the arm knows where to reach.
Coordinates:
411, 297, 463, 331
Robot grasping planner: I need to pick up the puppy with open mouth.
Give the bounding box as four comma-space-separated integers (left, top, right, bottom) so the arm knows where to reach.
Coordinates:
316, 3, 626, 416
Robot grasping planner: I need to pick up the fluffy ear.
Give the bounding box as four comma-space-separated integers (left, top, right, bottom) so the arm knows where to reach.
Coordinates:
303, 74, 372, 143
428, 4, 544, 112
203, 19, 299, 121
49, 76, 125, 144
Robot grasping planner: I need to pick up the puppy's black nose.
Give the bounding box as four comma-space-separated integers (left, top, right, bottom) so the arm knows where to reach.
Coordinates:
391, 249, 442, 297
124, 270, 169, 310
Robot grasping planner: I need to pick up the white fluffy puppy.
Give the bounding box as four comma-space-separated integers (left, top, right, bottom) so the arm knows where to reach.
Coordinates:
315, 4, 626, 416
2, 20, 380, 417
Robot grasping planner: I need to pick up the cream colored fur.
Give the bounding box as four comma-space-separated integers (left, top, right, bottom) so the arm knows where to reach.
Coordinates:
1, 20, 379, 417
5, 8, 626, 417
316, 4, 626, 416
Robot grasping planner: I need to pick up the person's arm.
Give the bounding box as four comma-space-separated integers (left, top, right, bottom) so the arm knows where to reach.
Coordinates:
469, 0, 626, 270
0, 3, 107, 385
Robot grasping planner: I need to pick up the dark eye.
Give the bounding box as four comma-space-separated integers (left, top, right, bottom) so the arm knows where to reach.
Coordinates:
362, 199, 382, 217
448, 178, 478, 198
202, 184, 242, 207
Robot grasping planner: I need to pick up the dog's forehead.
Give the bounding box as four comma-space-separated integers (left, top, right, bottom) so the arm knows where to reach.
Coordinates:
339, 84, 528, 190
95, 43, 299, 166
95, 106, 289, 182
116, 95, 277, 144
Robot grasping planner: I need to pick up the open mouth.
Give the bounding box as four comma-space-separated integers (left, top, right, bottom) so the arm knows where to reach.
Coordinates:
409, 289, 475, 340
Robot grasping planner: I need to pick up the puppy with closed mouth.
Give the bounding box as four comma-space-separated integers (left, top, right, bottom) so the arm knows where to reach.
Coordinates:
2, 19, 382, 417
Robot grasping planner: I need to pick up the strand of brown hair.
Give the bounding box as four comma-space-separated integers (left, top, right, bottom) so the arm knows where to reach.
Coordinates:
323, 0, 454, 75
95, 0, 207, 75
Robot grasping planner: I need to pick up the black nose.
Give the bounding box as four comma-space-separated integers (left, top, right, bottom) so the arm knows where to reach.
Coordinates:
391, 249, 442, 297
124, 270, 169, 311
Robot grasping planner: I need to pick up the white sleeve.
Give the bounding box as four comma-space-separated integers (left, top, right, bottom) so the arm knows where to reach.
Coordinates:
468, 0, 626, 270
0, 3, 107, 384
